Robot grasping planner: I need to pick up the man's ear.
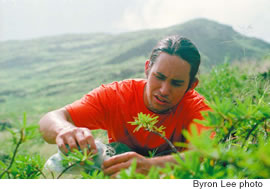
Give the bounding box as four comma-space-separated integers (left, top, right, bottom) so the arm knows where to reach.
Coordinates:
145, 60, 150, 78
189, 78, 199, 90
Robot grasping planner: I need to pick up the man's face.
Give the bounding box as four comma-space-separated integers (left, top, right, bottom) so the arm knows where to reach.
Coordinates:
144, 52, 191, 114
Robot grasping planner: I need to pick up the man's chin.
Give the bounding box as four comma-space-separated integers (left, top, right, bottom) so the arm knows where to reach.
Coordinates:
150, 106, 171, 114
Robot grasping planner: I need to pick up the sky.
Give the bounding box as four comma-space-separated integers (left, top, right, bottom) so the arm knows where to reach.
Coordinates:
0, 0, 270, 42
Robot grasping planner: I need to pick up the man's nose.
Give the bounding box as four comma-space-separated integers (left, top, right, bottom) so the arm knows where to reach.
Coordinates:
159, 82, 170, 96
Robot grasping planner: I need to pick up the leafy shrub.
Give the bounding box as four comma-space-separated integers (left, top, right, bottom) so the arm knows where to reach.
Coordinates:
8, 154, 45, 179
0, 114, 46, 179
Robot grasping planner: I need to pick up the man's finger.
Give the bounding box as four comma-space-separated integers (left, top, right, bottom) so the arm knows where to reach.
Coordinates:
66, 136, 78, 152
75, 131, 88, 152
83, 129, 97, 154
103, 152, 137, 169
103, 161, 131, 176
56, 137, 69, 154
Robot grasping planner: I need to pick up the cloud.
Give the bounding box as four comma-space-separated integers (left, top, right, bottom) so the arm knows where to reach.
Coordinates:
0, 0, 130, 40
1, 0, 269, 42
117, 0, 270, 42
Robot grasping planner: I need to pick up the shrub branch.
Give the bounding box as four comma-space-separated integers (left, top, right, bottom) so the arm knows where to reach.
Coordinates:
57, 163, 77, 179
0, 128, 24, 179
129, 113, 184, 160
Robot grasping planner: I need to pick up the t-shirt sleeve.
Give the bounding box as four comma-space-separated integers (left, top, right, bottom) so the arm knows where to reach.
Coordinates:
185, 93, 212, 135
187, 103, 212, 135
65, 85, 113, 130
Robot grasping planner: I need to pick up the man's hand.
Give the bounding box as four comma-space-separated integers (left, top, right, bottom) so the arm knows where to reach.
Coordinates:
102, 152, 152, 178
56, 127, 97, 154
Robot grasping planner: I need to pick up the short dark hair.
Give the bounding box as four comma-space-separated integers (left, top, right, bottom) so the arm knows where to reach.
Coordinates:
149, 35, 201, 89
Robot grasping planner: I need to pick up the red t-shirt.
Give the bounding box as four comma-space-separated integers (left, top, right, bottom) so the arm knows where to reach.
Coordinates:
66, 79, 210, 156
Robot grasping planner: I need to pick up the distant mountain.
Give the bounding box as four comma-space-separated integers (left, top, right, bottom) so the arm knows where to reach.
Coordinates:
165, 18, 270, 66
0, 18, 269, 122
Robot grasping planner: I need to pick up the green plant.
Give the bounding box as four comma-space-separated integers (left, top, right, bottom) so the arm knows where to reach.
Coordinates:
129, 113, 178, 154
0, 113, 46, 179
8, 154, 46, 179
56, 148, 95, 179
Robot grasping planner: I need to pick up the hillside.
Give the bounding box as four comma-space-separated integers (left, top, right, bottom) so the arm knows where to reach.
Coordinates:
0, 18, 270, 123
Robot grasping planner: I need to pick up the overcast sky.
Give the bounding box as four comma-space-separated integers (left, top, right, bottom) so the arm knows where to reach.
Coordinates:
0, 0, 270, 42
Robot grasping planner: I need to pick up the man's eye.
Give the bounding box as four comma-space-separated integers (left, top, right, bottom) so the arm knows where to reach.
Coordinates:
155, 75, 165, 80
172, 82, 183, 87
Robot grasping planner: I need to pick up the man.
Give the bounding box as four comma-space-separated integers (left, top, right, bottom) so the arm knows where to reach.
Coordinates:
39, 35, 210, 177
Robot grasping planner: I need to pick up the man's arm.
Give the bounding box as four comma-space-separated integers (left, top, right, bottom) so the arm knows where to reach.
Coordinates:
39, 107, 97, 154
39, 107, 74, 144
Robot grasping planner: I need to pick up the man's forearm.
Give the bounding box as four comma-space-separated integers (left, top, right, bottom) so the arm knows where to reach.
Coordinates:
39, 108, 75, 144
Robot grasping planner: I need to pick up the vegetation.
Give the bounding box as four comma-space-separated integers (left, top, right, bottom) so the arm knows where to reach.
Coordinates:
129, 113, 178, 154
1, 61, 269, 179
0, 114, 46, 179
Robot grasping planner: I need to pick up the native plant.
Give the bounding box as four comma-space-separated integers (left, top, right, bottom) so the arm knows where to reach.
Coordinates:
0, 113, 46, 179
55, 148, 95, 179
129, 113, 178, 153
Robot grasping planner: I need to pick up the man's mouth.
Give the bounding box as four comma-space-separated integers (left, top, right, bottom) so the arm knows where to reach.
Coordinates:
154, 95, 169, 105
